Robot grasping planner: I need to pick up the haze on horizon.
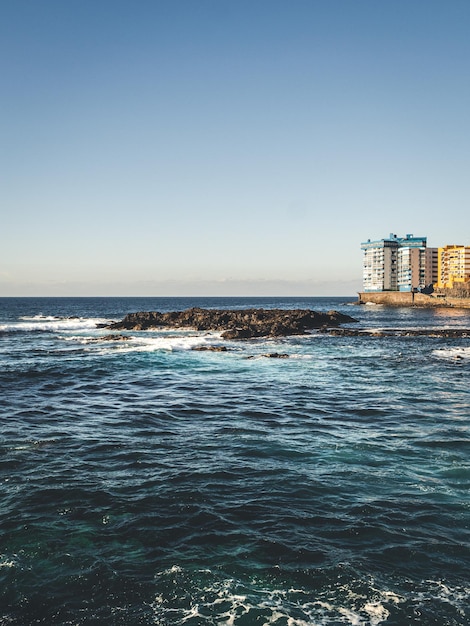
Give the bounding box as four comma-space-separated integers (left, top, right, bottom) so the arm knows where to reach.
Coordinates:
1, 0, 469, 297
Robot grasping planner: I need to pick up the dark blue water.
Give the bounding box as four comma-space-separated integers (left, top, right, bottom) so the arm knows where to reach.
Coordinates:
1, 297, 469, 625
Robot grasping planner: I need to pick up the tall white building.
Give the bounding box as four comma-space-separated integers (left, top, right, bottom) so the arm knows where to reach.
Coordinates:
361, 233, 437, 292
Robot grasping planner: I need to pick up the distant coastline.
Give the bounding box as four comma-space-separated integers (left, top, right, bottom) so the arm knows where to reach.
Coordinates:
357, 291, 470, 309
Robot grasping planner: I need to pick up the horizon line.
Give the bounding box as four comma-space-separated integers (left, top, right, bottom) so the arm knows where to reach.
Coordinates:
0, 293, 358, 299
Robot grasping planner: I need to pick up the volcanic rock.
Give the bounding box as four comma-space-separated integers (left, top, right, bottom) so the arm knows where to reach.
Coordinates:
246, 353, 290, 359
105, 308, 357, 339
191, 345, 230, 352
318, 327, 470, 338
90, 334, 131, 342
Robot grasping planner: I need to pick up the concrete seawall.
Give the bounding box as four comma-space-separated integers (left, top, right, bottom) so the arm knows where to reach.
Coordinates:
357, 292, 470, 308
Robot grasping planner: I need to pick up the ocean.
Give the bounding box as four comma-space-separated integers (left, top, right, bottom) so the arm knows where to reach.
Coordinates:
0, 296, 468, 625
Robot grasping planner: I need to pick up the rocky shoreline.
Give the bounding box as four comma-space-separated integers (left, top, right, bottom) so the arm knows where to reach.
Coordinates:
319, 327, 470, 337
104, 307, 358, 339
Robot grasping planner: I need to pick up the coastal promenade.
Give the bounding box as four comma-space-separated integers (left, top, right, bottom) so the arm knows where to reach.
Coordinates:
358, 292, 470, 308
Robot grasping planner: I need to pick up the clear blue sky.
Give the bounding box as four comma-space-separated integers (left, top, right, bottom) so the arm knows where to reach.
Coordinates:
1, 0, 469, 296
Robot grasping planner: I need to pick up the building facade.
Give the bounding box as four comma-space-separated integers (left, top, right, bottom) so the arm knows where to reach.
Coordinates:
424, 247, 439, 287
361, 233, 437, 292
437, 245, 470, 288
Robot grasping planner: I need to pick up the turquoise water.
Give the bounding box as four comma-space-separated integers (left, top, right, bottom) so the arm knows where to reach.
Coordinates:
0, 297, 469, 625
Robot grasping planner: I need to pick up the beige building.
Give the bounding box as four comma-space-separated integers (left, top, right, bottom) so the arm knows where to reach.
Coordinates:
437, 245, 470, 288
425, 247, 439, 286
397, 246, 438, 292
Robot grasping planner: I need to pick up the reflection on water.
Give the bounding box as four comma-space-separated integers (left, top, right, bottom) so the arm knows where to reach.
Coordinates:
433, 306, 470, 320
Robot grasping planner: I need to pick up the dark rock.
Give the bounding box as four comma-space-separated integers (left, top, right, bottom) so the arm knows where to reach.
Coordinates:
105, 308, 358, 339
221, 328, 258, 340
91, 334, 131, 342
246, 353, 290, 359
191, 345, 229, 352
318, 327, 470, 338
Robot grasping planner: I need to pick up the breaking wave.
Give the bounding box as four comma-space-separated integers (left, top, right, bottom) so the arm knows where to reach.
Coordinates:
433, 346, 470, 360
0, 315, 110, 334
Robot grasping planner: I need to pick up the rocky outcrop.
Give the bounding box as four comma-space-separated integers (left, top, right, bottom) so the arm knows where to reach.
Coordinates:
246, 353, 290, 359
90, 334, 132, 342
191, 345, 230, 352
319, 327, 470, 337
105, 308, 357, 339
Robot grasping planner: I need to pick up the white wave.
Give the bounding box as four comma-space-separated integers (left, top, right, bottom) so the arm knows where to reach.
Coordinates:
86, 332, 226, 355
150, 569, 402, 626
0, 555, 17, 568
164, 565, 183, 574
20, 314, 61, 321
0, 317, 110, 334
424, 579, 470, 604
307, 597, 395, 626
433, 346, 470, 360
150, 592, 397, 625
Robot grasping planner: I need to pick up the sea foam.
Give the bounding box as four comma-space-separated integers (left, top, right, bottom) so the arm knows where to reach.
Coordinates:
433, 346, 470, 360
1, 316, 110, 334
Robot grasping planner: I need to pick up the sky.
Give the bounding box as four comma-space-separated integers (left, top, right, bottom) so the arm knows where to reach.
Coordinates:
1, 0, 469, 296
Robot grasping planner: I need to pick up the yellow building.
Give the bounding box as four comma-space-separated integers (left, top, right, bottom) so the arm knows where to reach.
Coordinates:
437, 245, 470, 288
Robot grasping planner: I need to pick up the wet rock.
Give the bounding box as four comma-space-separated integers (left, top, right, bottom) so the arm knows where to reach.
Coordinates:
91, 334, 131, 342
191, 345, 230, 352
246, 353, 290, 359
221, 328, 258, 340
105, 308, 358, 339
318, 327, 470, 338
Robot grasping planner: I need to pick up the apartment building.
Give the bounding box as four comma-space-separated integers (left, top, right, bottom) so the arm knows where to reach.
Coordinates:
361, 233, 437, 292
437, 245, 470, 288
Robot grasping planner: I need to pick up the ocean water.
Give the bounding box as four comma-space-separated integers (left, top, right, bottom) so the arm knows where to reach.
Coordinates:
0, 296, 469, 626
